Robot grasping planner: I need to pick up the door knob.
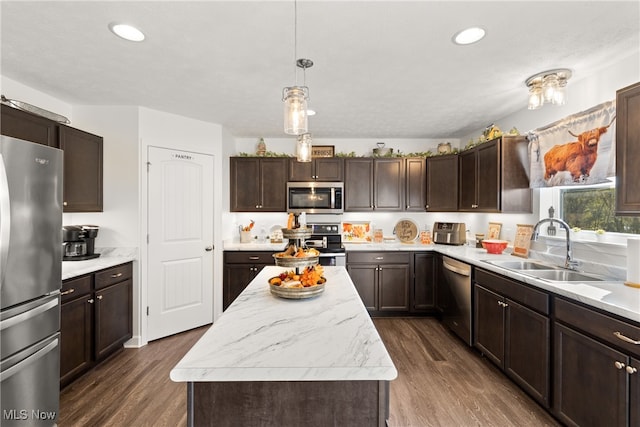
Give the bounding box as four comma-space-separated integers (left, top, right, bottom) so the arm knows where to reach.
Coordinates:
614, 361, 626, 370
205, 246, 213, 251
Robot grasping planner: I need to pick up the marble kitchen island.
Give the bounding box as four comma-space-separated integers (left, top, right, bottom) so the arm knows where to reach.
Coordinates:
170, 266, 397, 427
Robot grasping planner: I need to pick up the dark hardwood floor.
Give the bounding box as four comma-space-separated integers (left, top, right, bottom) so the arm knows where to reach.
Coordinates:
59, 318, 560, 426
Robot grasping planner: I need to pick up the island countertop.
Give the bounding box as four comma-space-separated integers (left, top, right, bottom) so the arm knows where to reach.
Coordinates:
170, 266, 397, 383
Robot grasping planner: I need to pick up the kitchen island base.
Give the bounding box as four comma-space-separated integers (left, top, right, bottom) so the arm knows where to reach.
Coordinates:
188, 380, 389, 427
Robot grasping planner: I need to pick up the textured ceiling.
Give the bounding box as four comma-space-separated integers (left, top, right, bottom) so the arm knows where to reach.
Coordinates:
1, 1, 638, 139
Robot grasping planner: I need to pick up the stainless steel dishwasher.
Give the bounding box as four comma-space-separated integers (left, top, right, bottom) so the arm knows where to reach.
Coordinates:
441, 256, 472, 345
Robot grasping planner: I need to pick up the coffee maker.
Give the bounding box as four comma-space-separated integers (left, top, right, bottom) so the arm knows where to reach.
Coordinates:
62, 225, 101, 261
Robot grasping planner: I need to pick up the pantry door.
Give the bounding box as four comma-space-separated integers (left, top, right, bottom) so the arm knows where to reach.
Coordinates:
147, 146, 214, 341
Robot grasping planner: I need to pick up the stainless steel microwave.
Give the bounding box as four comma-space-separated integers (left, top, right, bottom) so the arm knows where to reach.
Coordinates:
287, 182, 344, 214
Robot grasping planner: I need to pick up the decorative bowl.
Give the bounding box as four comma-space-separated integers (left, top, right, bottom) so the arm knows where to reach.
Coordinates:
482, 239, 509, 254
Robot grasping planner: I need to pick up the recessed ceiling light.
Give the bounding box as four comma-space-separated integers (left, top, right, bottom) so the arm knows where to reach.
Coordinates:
452, 27, 486, 45
108, 23, 145, 42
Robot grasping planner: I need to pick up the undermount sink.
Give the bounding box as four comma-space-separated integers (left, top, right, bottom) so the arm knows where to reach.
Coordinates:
482, 259, 607, 282
482, 260, 561, 270
528, 269, 605, 282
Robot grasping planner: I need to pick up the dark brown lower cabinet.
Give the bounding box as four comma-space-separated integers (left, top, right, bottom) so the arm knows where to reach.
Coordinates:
223, 251, 275, 310
347, 252, 410, 315
60, 262, 133, 388
413, 252, 436, 312
553, 298, 640, 427
474, 269, 550, 408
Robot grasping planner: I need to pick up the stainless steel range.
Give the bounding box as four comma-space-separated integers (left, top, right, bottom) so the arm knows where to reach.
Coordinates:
304, 223, 346, 267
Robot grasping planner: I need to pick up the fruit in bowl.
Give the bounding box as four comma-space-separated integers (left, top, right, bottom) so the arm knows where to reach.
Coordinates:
482, 239, 509, 254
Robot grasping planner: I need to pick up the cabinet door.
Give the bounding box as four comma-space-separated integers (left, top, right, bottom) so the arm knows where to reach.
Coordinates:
405, 158, 426, 211
344, 159, 374, 211
1, 104, 59, 147
230, 157, 261, 211
59, 126, 103, 212
553, 323, 627, 427
374, 158, 404, 211
458, 150, 477, 211
223, 264, 259, 310
288, 158, 314, 181
631, 357, 640, 427
378, 264, 410, 311
259, 158, 288, 211
94, 279, 132, 360
474, 285, 504, 366
60, 296, 92, 387
476, 140, 500, 211
426, 155, 458, 211
505, 299, 550, 407
314, 158, 343, 181
414, 253, 435, 311
616, 82, 640, 215
347, 265, 378, 311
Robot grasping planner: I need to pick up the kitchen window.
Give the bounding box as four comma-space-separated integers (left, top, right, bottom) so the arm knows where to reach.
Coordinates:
561, 186, 640, 233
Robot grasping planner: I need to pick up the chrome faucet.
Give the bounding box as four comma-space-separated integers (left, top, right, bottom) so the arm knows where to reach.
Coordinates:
531, 218, 579, 270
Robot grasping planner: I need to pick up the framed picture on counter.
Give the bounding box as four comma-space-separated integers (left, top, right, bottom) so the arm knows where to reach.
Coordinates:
512, 224, 534, 258
312, 145, 335, 158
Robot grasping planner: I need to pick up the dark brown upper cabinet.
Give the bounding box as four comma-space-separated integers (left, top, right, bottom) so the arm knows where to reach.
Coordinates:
405, 157, 427, 211
288, 158, 343, 182
616, 81, 640, 215
230, 157, 288, 212
426, 154, 459, 212
344, 158, 404, 212
1, 104, 104, 212
1, 103, 59, 147
458, 136, 531, 213
59, 126, 104, 212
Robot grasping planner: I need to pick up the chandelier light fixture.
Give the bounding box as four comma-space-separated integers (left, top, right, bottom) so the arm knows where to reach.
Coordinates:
525, 69, 572, 110
282, 0, 314, 136
296, 132, 313, 163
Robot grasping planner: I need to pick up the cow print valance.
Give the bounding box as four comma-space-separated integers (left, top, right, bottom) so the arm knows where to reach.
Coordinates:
528, 100, 616, 188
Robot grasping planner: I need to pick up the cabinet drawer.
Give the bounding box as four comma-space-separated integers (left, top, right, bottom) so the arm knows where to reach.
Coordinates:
555, 298, 640, 358
224, 251, 275, 265
61, 275, 92, 302
347, 252, 411, 265
475, 269, 549, 315
95, 263, 132, 290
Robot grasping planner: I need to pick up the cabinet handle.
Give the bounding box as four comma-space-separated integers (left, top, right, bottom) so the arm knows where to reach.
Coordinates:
111, 272, 123, 279
97, 295, 103, 300
375, 257, 384, 260
497, 301, 509, 308
614, 361, 626, 370
88, 298, 94, 304
613, 331, 640, 345
63, 201, 68, 206
627, 366, 638, 375
425, 205, 429, 209
249, 256, 260, 260
61, 288, 75, 296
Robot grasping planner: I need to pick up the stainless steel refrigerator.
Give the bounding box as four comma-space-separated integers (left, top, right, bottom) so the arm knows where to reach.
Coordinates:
0, 135, 63, 426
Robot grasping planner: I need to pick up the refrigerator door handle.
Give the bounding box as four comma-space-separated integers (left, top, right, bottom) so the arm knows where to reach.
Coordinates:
0, 337, 59, 382
0, 153, 10, 287
0, 297, 59, 331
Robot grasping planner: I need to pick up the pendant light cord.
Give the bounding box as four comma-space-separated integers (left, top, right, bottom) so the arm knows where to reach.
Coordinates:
293, 0, 298, 84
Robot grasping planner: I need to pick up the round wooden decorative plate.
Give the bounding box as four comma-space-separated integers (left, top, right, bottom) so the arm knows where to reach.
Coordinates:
394, 219, 419, 243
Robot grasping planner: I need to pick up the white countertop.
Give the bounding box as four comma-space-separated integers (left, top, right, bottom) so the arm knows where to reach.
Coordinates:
170, 266, 398, 382
431, 244, 640, 323
223, 241, 639, 323
62, 247, 137, 280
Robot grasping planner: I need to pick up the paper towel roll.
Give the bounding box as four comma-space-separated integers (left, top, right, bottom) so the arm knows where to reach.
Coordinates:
626, 237, 640, 286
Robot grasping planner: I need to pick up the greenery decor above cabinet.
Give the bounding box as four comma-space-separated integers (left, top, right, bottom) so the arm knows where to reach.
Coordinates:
0, 103, 104, 212
458, 136, 531, 213
616, 81, 640, 215
230, 157, 288, 212
288, 158, 343, 181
